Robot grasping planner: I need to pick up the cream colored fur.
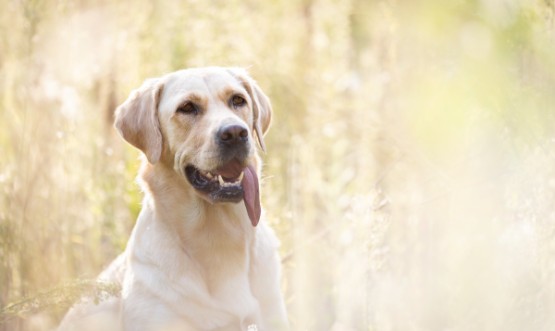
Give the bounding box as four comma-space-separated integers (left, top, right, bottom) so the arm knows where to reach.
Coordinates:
58, 67, 288, 331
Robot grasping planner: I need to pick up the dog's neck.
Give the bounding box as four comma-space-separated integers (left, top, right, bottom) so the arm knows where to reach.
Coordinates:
125, 161, 256, 292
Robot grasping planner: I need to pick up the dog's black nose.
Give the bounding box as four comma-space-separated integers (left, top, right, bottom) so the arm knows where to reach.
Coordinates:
217, 124, 249, 146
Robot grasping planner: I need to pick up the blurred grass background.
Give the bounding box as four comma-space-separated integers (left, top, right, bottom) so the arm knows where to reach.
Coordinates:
1, 0, 555, 330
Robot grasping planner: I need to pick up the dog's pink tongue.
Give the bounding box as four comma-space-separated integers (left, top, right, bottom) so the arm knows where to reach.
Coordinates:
242, 165, 261, 227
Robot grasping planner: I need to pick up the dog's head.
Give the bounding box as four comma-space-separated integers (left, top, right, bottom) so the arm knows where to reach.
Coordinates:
114, 67, 272, 226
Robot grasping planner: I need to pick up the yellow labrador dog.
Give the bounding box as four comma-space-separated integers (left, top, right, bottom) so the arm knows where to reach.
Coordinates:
59, 67, 288, 331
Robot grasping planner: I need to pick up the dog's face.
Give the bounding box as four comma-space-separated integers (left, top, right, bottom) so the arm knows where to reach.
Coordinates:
114, 67, 271, 225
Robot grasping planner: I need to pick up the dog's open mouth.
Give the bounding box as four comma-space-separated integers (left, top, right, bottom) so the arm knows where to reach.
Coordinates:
185, 160, 261, 226
185, 164, 244, 202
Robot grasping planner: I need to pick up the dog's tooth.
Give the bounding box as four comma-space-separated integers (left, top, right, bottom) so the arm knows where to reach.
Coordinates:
237, 172, 244, 183
206, 172, 213, 179
218, 175, 225, 186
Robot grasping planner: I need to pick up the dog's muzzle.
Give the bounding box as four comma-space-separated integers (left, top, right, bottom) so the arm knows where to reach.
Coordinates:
184, 123, 261, 226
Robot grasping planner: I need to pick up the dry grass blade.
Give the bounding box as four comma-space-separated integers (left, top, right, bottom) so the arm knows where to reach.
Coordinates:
0, 280, 120, 325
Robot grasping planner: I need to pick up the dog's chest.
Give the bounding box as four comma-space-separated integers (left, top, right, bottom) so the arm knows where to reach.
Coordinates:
173, 252, 260, 329
129, 204, 262, 329
179, 233, 261, 327
128, 239, 261, 330
208, 271, 260, 323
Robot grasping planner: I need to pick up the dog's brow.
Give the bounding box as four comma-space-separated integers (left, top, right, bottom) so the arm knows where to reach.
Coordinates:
219, 86, 247, 101
178, 92, 206, 105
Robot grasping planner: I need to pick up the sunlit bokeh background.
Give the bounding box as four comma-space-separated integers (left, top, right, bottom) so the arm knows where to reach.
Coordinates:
2, 0, 555, 330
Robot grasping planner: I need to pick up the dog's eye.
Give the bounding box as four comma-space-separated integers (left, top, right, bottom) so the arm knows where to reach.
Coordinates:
231, 95, 246, 108
176, 102, 198, 115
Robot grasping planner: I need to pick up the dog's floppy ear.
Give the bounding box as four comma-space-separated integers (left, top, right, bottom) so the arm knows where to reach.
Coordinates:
228, 68, 272, 152
114, 78, 164, 164
250, 80, 272, 152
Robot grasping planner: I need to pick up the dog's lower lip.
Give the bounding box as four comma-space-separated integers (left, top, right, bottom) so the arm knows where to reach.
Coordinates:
185, 165, 244, 203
